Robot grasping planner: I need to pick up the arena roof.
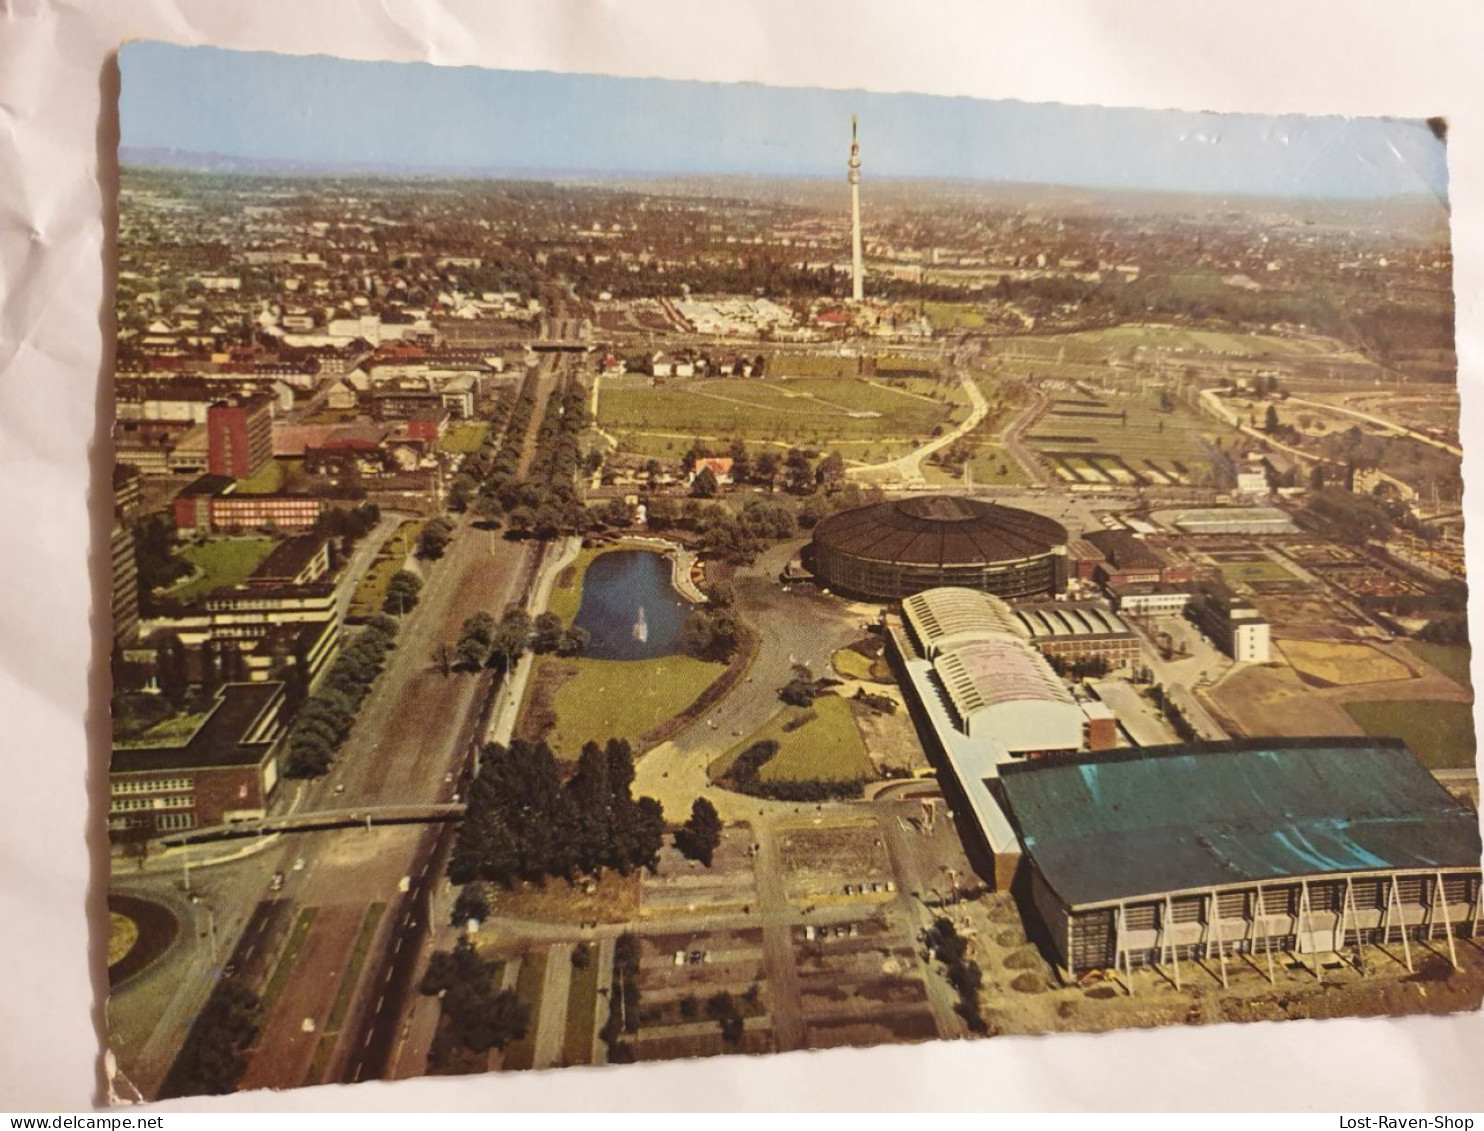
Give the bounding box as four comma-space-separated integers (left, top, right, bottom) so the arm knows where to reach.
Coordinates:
813, 495, 1067, 566
935, 638, 1075, 719
1013, 601, 1133, 640
998, 739, 1483, 908
903, 587, 1026, 655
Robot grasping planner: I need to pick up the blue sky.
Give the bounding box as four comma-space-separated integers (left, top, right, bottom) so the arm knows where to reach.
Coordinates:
119, 41, 1448, 199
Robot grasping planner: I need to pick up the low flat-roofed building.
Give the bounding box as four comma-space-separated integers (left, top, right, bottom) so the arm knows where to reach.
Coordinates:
1105, 580, 1193, 618
998, 738, 1483, 977
247, 535, 332, 589
110, 681, 288, 839
1165, 506, 1299, 536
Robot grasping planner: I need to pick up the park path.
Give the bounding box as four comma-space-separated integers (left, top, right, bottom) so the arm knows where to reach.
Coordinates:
848, 368, 987, 486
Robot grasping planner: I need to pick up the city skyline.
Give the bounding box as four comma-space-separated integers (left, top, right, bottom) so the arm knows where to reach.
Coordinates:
120, 42, 1448, 200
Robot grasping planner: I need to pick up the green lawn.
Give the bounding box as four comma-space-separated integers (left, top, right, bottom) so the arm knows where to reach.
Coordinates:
712, 695, 874, 785
1405, 641, 1473, 694
922, 302, 988, 331
560, 946, 601, 1067
233, 460, 287, 495
1342, 699, 1477, 770
599, 375, 961, 451
531, 653, 726, 758
348, 558, 401, 620
439, 423, 490, 454
260, 908, 317, 1015
168, 536, 280, 601
544, 546, 608, 624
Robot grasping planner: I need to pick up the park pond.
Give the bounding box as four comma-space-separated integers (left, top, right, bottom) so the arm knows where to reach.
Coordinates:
572, 549, 693, 660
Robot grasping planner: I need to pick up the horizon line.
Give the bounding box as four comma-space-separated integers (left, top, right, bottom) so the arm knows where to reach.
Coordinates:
117, 148, 1446, 206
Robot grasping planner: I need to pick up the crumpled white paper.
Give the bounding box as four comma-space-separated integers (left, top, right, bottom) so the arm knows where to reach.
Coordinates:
1, 0, 1482, 1113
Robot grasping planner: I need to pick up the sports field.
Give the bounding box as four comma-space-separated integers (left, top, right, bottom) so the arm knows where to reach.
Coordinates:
598, 375, 967, 456
1028, 388, 1230, 486
1342, 699, 1477, 770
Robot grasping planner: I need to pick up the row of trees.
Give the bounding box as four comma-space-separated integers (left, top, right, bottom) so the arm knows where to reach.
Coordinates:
599, 933, 642, 1064
448, 738, 666, 886
283, 615, 401, 778
924, 917, 988, 1034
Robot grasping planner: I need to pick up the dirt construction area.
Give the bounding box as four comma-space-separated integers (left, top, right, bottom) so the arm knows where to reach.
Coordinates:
1278, 639, 1412, 687
779, 819, 897, 907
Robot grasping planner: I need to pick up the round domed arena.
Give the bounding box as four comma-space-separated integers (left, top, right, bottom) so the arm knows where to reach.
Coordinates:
808, 494, 1069, 601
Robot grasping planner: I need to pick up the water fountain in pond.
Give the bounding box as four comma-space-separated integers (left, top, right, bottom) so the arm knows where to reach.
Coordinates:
632, 604, 649, 644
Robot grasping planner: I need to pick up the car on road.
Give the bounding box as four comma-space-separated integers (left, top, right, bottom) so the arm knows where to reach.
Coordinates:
269, 872, 284, 892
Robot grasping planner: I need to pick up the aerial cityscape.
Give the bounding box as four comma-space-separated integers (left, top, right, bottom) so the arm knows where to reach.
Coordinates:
106, 43, 1482, 1101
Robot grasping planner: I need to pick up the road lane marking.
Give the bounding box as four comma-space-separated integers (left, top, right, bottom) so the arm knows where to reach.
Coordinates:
393, 938, 402, 954
377, 993, 386, 1012
362, 1031, 373, 1049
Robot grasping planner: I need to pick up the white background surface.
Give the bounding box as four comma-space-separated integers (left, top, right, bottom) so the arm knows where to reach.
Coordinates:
2, 0, 1483, 1112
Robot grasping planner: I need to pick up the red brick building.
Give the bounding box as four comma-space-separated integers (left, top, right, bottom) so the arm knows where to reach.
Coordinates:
109, 682, 287, 840
207, 394, 274, 479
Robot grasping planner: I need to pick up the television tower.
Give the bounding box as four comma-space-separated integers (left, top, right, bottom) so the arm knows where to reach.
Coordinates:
848, 115, 864, 302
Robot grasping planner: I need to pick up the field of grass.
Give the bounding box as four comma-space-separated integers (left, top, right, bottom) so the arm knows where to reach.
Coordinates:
922, 301, 988, 331
991, 326, 1347, 362
527, 653, 726, 758
348, 558, 401, 620
1219, 560, 1299, 586
113, 710, 210, 749
1405, 641, 1473, 693
168, 536, 280, 601
1342, 699, 1477, 769
711, 695, 874, 785
499, 950, 549, 1071
439, 423, 490, 454
108, 912, 139, 967
767, 353, 857, 378
233, 459, 287, 495
545, 546, 608, 624
561, 945, 601, 1067
599, 375, 963, 451
260, 908, 317, 1014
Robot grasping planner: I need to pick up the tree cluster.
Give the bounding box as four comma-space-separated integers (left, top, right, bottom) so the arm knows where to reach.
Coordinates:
677, 606, 740, 663
673, 797, 723, 867
448, 737, 665, 887
383, 569, 422, 615
418, 516, 456, 560
531, 610, 589, 658
420, 939, 530, 1059
283, 615, 400, 778
159, 980, 260, 1098
454, 606, 534, 672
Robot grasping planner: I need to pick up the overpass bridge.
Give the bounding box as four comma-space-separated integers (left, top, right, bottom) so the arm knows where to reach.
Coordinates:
160, 803, 466, 847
